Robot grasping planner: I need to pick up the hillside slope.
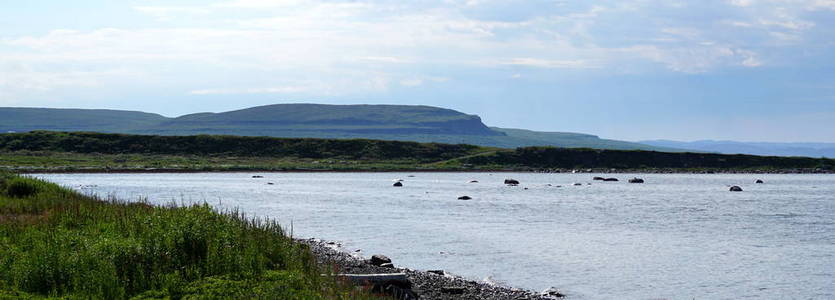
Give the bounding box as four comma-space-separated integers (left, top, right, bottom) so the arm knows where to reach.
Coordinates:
0, 107, 167, 133
1, 104, 672, 151
150, 104, 500, 136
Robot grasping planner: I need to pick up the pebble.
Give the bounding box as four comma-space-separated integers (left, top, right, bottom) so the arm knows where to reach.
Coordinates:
300, 239, 556, 300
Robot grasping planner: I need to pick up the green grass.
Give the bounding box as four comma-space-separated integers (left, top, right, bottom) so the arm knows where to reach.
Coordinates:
1, 131, 833, 173
0, 151, 484, 172
0, 173, 386, 299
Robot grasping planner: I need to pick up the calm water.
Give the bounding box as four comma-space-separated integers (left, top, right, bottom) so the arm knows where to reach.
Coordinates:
34, 173, 834, 300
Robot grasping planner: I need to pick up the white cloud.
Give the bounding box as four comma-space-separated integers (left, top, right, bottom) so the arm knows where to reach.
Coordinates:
399, 79, 424, 87
729, 0, 755, 7
0, 61, 136, 102
808, 0, 835, 10
625, 45, 762, 73
133, 6, 210, 19
501, 58, 597, 69
3, 0, 833, 100
189, 86, 309, 95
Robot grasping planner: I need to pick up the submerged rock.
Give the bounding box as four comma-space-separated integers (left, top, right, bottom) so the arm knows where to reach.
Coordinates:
603, 178, 619, 182
393, 182, 403, 187
628, 178, 645, 183
504, 179, 520, 185
252, 175, 264, 178
756, 179, 764, 184
458, 196, 472, 200
593, 176, 605, 181
573, 183, 583, 186
730, 186, 743, 192
469, 180, 479, 183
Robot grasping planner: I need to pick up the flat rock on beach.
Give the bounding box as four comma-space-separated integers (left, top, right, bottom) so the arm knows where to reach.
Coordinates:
300, 239, 558, 300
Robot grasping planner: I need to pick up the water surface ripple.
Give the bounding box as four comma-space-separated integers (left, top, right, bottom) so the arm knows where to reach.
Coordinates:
35, 173, 835, 300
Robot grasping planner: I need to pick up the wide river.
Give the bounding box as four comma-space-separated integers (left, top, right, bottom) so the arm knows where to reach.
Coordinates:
35, 172, 834, 300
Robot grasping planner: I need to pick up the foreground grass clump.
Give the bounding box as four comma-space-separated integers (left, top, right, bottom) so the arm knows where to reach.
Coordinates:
0, 173, 380, 299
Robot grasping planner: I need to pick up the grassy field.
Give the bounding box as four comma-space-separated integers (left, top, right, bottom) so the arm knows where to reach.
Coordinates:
0, 172, 385, 299
0, 151, 462, 172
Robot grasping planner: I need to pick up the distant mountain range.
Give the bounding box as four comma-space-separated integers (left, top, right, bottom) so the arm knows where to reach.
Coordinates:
641, 140, 835, 158
6, 104, 829, 157
1, 104, 672, 151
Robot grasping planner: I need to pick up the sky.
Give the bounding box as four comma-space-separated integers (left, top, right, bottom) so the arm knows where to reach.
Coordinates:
1, 0, 834, 142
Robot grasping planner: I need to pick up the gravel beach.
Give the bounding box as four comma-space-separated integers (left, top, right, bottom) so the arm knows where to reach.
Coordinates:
301, 238, 563, 300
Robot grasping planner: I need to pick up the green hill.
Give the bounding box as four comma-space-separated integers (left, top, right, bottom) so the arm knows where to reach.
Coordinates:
149, 104, 500, 136
0, 107, 167, 133
0, 104, 675, 151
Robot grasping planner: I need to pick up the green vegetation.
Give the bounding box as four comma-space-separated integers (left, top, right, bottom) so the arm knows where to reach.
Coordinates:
0, 104, 677, 151
0, 172, 384, 299
449, 146, 835, 171
0, 108, 166, 133
1, 131, 833, 172
0, 131, 490, 172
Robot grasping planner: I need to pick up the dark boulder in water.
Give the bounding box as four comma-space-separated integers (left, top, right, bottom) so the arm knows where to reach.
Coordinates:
458, 196, 472, 200
370, 254, 392, 266
504, 179, 520, 185
593, 177, 605, 181
628, 178, 645, 183
393, 182, 403, 187
603, 178, 619, 182
252, 175, 264, 178
730, 186, 743, 192
755, 179, 764, 184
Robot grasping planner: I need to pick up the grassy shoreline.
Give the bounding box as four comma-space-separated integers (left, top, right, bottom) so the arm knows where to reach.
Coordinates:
0, 172, 385, 299
2, 131, 834, 174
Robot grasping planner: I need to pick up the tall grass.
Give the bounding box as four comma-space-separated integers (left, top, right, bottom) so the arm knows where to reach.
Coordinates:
0, 173, 382, 299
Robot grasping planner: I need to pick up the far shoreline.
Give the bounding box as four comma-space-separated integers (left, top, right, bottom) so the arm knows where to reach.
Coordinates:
16, 167, 835, 174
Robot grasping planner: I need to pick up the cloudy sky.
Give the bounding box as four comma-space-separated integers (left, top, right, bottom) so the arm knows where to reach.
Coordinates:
1, 0, 834, 142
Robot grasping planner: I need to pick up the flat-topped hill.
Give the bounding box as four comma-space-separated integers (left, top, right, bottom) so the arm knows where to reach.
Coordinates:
0, 104, 670, 151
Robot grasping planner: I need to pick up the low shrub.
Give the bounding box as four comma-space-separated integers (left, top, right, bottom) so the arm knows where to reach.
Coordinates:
4, 177, 42, 198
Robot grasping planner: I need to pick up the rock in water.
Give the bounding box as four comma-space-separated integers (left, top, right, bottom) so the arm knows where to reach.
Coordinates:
603, 178, 619, 182
541, 287, 566, 298
593, 177, 605, 181
730, 186, 743, 192
370, 254, 392, 266
393, 182, 403, 187
469, 180, 479, 183
756, 179, 764, 184
504, 179, 520, 185
628, 178, 645, 183
457, 196, 472, 200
